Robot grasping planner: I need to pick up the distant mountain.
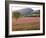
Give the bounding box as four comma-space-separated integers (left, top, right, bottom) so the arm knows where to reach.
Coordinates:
16, 8, 33, 15
15, 8, 40, 17
25, 10, 40, 17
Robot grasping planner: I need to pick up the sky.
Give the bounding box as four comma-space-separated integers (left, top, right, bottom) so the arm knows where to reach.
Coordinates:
10, 4, 41, 11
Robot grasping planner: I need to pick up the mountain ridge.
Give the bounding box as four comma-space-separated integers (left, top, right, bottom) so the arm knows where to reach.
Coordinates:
13, 8, 40, 17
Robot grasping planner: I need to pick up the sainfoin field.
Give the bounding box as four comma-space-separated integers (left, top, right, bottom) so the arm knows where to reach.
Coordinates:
12, 17, 40, 31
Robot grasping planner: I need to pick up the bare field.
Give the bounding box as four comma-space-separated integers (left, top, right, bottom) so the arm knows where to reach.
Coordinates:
12, 17, 40, 31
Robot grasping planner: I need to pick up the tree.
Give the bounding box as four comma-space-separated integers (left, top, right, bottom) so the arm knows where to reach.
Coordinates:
12, 11, 21, 21
12, 11, 21, 26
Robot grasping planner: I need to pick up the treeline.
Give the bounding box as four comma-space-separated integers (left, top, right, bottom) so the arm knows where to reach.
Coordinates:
12, 11, 40, 18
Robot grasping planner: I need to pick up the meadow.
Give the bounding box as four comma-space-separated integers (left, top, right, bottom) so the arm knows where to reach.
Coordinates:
12, 17, 40, 31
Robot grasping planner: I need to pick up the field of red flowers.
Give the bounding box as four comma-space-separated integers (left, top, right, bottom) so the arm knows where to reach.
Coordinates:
16, 17, 40, 24
12, 17, 40, 31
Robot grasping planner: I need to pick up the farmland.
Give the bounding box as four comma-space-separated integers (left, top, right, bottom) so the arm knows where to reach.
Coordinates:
12, 17, 40, 31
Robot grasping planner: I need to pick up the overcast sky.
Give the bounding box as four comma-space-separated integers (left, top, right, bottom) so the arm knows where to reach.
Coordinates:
10, 4, 41, 11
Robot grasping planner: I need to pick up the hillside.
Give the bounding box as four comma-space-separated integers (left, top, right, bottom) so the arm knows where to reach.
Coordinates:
13, 8, 40, 17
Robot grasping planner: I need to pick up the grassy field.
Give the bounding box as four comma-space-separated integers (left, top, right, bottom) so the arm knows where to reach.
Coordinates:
12, 17, 40, 31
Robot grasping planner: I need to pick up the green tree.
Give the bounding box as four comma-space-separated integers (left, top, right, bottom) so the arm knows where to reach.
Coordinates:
12, 11, 21, 21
